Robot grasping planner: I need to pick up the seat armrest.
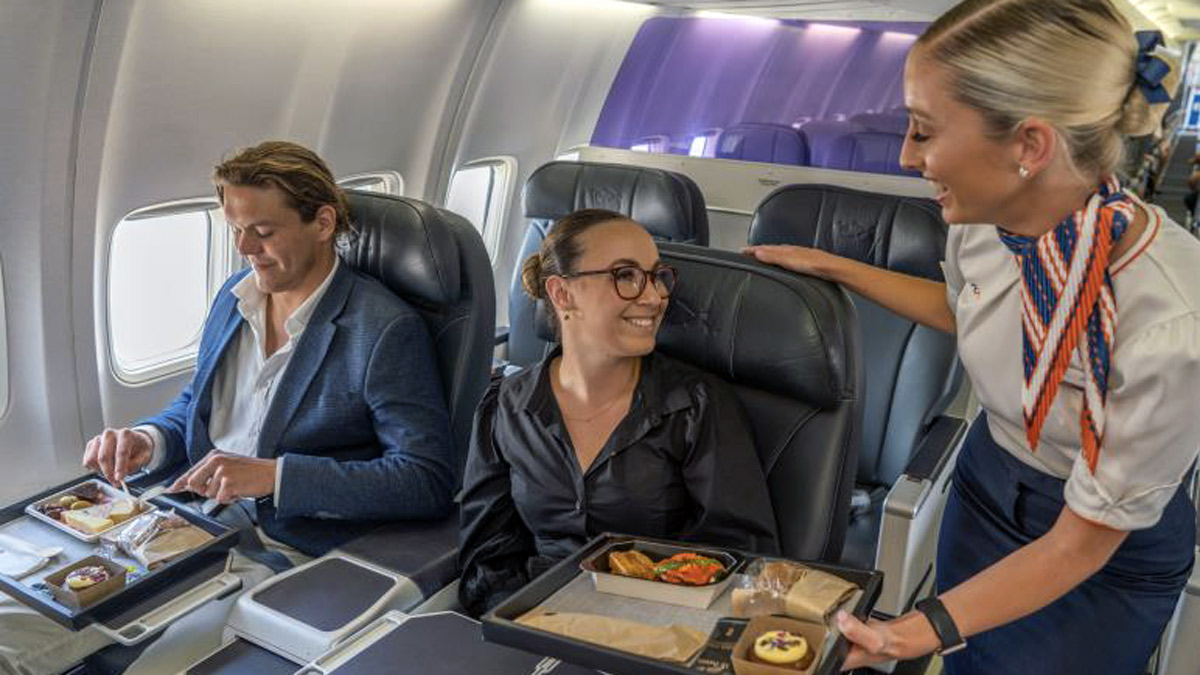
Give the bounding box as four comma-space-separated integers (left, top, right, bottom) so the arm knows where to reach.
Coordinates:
336, 514, 460, 600
494, 326, 509, 346
903, 415, 966, 482
871, 414, 967, 655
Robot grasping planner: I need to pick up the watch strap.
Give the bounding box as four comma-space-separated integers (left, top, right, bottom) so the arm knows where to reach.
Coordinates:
915, 596, 966, 655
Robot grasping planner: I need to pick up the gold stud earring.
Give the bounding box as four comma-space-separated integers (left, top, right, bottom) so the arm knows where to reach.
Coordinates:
562, 311, 570, 321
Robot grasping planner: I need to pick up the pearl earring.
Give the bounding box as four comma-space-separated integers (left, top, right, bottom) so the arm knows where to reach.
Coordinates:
1018, 165, 1030, 179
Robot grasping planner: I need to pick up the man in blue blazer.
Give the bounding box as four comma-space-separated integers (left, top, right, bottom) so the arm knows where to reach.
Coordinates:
82, 141, 454, 557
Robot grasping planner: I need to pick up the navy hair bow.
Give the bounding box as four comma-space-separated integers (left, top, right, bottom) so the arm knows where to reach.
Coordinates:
1135, 30, 1172, 104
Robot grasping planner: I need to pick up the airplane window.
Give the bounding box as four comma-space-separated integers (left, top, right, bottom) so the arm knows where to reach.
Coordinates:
338, 171, 404, 196
107, 205, 224, 381
445, 157, 516, 259
688, 129, 722, 158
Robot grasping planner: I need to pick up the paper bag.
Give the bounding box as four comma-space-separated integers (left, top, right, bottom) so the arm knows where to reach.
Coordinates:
517, 611, 707, 663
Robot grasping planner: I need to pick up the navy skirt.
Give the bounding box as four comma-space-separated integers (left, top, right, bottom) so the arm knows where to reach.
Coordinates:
937, 413, 1195, 675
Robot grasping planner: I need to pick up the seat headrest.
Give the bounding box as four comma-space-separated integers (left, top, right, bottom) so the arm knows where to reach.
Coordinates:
715, 123, 808, 165
834, 131, 916, 176
523, 161, 708, 244
849, 113, 909, 135
749, 184, 946, 281
343, 191, 462, 305
655, 244, 854, 408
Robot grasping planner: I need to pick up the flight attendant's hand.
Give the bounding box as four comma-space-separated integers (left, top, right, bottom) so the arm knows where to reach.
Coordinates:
168, 450, 277, 504
837, 610, 939, 670
83, 427, 154, 485
742, 244, 839, 279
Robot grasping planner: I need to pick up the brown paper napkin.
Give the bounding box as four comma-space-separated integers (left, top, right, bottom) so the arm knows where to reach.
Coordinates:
517, 611, 707, 663
783, 567, 857, 624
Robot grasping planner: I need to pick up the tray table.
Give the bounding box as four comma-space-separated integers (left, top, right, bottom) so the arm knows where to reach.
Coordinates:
482, 533, 882, 675
0, 477, 241, 642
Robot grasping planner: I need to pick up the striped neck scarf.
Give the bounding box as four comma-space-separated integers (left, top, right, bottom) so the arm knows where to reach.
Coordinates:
997, 176, 1133, 473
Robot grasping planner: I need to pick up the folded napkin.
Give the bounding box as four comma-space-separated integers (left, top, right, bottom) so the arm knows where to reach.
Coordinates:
0, 548, 49, 578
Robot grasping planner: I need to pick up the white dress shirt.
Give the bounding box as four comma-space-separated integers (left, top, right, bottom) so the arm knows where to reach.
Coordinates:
139, 259, 341, 505
946, 200, 1200, 530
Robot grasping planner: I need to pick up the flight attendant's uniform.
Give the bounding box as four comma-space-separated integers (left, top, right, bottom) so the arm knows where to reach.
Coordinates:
937, 182, 1200, 674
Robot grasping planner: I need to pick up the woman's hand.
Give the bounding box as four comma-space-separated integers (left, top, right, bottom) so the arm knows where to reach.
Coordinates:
743, 244, 839, 280
838, 611, 903, 670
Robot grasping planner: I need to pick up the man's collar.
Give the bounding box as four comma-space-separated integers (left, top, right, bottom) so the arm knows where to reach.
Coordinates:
232, 257, 341, 338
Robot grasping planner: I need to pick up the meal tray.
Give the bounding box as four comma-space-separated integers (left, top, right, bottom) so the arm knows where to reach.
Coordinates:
0, 476, 240, 630
482, 533, 882, 675
25, 478, 158, 542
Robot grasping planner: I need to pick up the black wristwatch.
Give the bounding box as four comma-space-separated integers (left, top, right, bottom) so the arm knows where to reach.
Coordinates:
915, 597, 966, 656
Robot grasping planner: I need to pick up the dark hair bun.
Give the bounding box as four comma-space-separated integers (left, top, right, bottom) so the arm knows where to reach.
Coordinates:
521, 253, 544, 299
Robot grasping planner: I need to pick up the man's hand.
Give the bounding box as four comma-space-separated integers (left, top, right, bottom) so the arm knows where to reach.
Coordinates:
168, 451, 277, 504
83, 428, 154, 485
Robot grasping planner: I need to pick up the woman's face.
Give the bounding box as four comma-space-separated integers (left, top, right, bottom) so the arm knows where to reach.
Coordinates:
900, 51, 1024, 225
552, 220, 670, 359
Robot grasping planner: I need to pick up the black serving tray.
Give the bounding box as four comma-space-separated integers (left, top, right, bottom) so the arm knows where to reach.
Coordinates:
0, 476, 240, 630
482, 533, 883, 675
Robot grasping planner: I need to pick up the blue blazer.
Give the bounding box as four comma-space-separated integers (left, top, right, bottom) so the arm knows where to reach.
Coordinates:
139, 264, 454, 556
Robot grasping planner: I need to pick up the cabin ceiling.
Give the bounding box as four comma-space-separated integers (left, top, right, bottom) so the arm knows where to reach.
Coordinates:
644, 0, 1200, 38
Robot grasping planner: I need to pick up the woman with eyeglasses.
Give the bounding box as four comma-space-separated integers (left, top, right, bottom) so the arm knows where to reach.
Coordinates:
457, 208, 780, 616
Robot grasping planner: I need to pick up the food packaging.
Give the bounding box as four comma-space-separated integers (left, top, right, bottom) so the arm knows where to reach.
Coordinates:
102, 509, 213, 569
516, 611, 708, 664
731, 615, 827, 675
579, 539, 743, 609
44, 555, 127, 609
731, 559, 858, 624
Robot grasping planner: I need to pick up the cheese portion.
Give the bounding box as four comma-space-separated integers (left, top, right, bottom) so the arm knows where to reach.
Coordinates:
62, 510, 114, 534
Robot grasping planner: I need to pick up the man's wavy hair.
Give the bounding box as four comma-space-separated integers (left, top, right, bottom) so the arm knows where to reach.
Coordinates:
213, 140, 352, 237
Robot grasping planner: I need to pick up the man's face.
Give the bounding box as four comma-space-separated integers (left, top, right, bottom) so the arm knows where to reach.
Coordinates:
222, 183, 335, 296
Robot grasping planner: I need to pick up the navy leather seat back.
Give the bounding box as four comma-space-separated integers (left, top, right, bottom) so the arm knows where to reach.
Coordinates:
508, 160, 709, 368
715, 123, 809, 165
850, 112, 909, 136
830, 131, 918, 176
749, 184, 959, 491
797, 120, 864, 169
656, 244, 861, 560
344, 191, 495, 480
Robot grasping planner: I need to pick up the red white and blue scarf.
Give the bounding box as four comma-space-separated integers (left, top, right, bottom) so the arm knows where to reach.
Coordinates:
997, 177, 1134, 473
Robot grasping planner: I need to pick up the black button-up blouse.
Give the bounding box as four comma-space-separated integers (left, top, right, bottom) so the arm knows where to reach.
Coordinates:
457, 349, 781, 616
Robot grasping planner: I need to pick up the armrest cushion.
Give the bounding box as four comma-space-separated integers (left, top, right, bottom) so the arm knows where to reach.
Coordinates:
337, 514, 460, 598
904, 415, 967, 483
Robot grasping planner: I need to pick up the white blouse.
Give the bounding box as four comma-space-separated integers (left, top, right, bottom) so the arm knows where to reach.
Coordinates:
946, 202, 1200, 531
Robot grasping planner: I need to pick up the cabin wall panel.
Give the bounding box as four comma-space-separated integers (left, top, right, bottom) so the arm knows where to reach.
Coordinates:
72, 0, 499, 439
447, 0, 662, 325
0, 1, 101, 502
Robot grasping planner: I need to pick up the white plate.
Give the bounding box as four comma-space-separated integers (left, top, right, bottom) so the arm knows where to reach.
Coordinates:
24, 479, 156, 543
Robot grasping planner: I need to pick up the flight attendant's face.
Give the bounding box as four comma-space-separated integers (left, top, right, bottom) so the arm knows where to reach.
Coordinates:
550, 220, 670, 359
222, 183, 336, 296
900, 51, 1025, 225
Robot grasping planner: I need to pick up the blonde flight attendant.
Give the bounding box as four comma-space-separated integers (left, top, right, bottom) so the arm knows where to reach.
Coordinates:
747, 1, 1200, 673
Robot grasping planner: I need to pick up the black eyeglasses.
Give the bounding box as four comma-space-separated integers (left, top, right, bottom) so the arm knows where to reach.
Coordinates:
563, 264, 678, 300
